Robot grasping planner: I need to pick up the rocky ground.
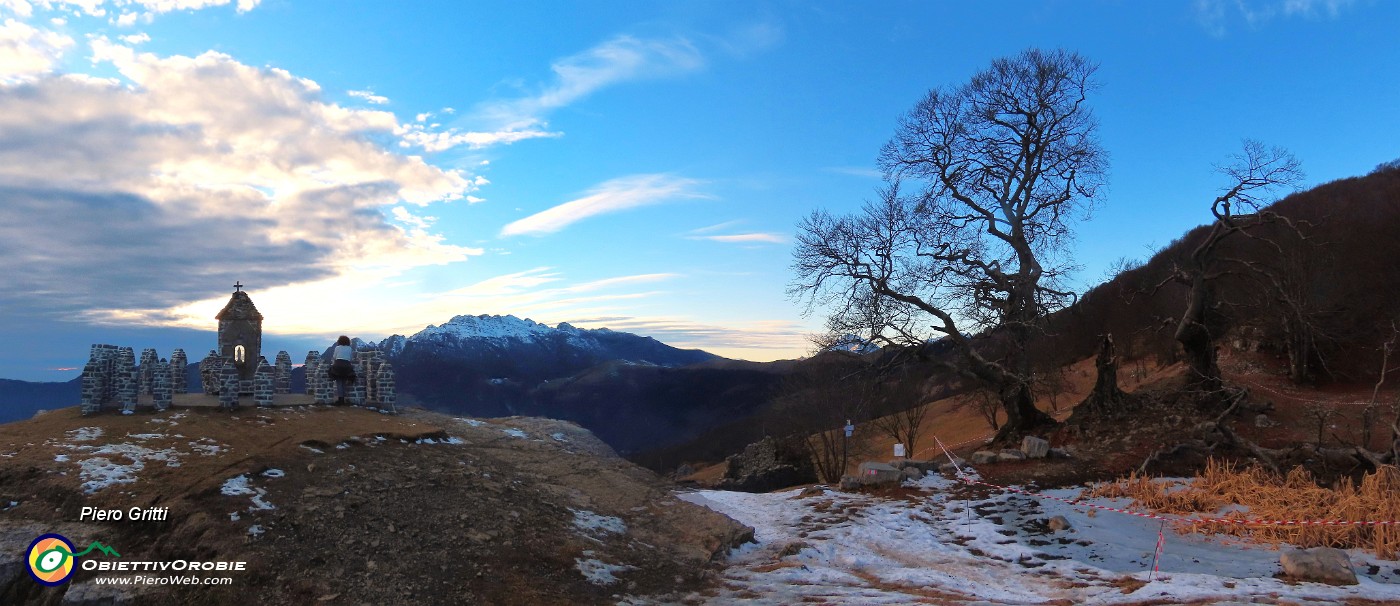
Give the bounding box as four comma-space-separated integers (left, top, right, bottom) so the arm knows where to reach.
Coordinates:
0, 405, 752, 605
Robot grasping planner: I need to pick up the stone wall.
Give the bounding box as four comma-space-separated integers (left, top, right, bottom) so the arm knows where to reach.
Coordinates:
218, 364, 241, 410
303, 351, 320, 400
273, 351, 292, 394
376, 361, 397, 413
116, 347, 137, 415
254, 357, 274, 407
152, 359, 172, 412
80, 344, 119, 415
199, 350, 224, 396
138, 348, 158, 396
170, 349, 187, 394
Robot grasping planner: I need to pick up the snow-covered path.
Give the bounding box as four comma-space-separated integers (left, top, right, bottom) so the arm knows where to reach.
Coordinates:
677, 473, 1400, 605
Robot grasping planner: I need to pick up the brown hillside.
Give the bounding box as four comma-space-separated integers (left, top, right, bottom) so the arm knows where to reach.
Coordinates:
0, 406, 751, 605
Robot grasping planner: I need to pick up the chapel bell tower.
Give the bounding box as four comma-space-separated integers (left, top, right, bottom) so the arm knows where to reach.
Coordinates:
216, 281, 263, 383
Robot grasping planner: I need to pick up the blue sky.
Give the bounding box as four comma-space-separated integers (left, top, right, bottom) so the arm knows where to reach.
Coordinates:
0, 0, 1396, 381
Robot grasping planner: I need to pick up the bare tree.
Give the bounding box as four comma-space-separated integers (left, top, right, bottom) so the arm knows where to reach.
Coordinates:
791, 48, 1106, 443
867, 357, 933, 459
768, 352, 873, 483
1160, 140, 1303, 403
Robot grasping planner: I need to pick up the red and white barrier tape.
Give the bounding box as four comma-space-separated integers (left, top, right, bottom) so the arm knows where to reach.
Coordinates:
932, 434, 1400, 527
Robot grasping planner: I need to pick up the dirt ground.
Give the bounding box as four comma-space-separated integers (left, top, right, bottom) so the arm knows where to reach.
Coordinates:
684, 346, 1400, 491
0, 405, 751, 605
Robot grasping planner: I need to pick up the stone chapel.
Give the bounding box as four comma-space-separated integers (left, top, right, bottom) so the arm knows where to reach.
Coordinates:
216, 282, 262, 388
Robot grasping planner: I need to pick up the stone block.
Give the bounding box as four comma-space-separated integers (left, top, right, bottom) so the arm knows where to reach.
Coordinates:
970, 451, 999, 465
996, 449, 1026, 463
1280, 547, 1357, 585
1020, 436, 1050, 459
857, 461, 903, 486
1047, 515, 1072, 531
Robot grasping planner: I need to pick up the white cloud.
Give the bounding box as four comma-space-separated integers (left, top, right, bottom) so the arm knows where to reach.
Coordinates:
348, 88, 388, 105
118, 31, 148, 45
0, 18, 73, 81
0, 37, 483, 327
1, 0, 33, 18
500, 174, 705, 237
691, 233, 786, 244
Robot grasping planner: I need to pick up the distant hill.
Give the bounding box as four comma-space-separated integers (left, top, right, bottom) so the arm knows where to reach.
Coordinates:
0, 377, 79, 423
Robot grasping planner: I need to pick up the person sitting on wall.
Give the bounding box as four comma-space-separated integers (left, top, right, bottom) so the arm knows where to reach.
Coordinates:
328, 335, 357, 405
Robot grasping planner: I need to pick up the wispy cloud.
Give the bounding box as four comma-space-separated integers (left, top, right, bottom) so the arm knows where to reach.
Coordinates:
501, 174, 706, 237
569, 316, 811, 358
690, 232, 786, 244
825, 165, 882, 179
481, 34, 704, 132
397, 34, 707, 153
1194, 0, 1356, 35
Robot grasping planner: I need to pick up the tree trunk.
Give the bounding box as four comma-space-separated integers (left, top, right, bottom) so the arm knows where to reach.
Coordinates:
1084, 333, 1131, 416
1177, 275, 1223, 400
994, 379, 1055, 443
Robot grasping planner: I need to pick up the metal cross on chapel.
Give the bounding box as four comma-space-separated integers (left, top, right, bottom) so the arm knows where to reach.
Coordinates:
233, 281, 243, 292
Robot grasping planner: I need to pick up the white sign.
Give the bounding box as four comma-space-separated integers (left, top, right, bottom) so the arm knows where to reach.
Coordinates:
893, 443, 906, 458
844, 421, 854, 437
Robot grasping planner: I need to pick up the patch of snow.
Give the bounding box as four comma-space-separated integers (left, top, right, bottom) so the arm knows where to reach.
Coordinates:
677, 473, 1400, 604
189, 439, 223, 456
221, 475, 254, 496
126, 433, 164, 440
571, 509, 627, 536
550, 432, 569, 442
442, 436, 465, 445
54, 454, 69, 462
229, 512, 240, 521
335, 443, 349, 450
489, 377, 507, 385
575, 557, 633, 586
247, 525, 264, 536
261, 469, 285, 479
249, 492, 275, 511
222, 475, 275, 510
71, 443, 183, 494
67, 427, 103, 442
502, 428, 527, 439
300, 445, 324, 454
458, 418, 485, 427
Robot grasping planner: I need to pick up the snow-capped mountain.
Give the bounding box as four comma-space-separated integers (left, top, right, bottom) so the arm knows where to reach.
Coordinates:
366, 314, 720, 424
825, 334, 881, 355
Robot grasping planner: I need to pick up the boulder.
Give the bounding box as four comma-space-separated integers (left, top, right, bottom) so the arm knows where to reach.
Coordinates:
901, 459, 944, 473
1048, 447, 1070, 459
970, 451, 998, 465
1255, 414, 1278, 428
716, 436, 818, 493
839, 475, 861, 491
857, 461, 903, 484
1047, 515, 1072, 531
1280, 547, 1357, 585
1020, 436, 1050, 459
938, 461, 966, 474
901, 466, 923, 480
997, 449, 1027, 463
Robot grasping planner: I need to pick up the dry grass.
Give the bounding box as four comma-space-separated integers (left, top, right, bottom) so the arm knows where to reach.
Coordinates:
1085, 459, 1400, 558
